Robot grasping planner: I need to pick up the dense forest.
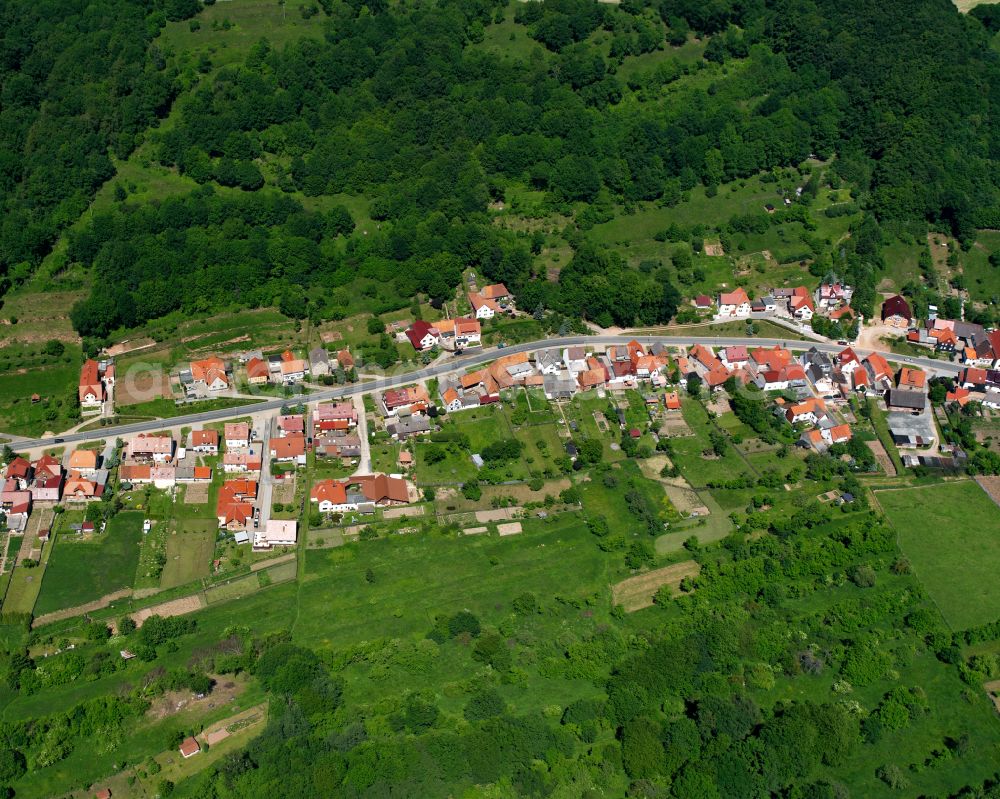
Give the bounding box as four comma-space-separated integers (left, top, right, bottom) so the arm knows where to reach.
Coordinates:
37, 0, 1000, 339
0, 0, 206, 288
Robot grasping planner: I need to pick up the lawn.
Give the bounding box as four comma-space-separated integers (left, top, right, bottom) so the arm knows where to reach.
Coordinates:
34, 512, 145, 616
160, 519, 216, 589
0, 360, 82, 436
880, 481, 1000, 630
292, 514, 615, 653
668, 399, 751, 487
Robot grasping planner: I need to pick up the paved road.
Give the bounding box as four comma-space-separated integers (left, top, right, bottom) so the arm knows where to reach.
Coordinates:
12, 335, 962, 450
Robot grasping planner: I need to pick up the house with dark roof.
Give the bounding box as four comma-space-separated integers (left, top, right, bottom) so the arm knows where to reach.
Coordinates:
405, 321, 440, 352
880, 295, 912, 328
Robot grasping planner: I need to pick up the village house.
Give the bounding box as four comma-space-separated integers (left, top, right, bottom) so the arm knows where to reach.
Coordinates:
564, 346, 590, 374
313, 402, 357, 435
224, 422, 251, 450
468, 291, 502, 320
534, 349, 563, 376
314, 433, 362, 462
126, 434, 175, 463
78, 359, 106, 410
863, 353, 894, 396
311, 480, 354, 513
897, 367, 927, 391
245, 357, 270, 386
693, 294, 713, 311
718, 287, 751, 317
387, 415, 432, 440
382, 385, 430, 415
189, 429, 219, 454
441, 388, 463, 413
309, 347, 331, 377
276, 414, 305, 437
435, 317, 482, 351
62, 475, 101, 502
788, 287, 815, 321
254, 519, 298, 551
480, 283, 511, 304
222, 448, 262, 474
880, 295, 912, 328
721, 345, 749, 370
277, 350, 308, 385
337, 349, 355, 370
352, 473, 410, 505
216, 479, 257, 529
786, 398, 828, 425
188, 356, 230, 392
270, 435, 307, 465
67, 448, 100, 477
405, 320, 441, 352
815, 283, 852, 311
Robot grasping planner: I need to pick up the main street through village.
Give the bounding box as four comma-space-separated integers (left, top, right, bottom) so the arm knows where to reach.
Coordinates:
6, 333, 962, 451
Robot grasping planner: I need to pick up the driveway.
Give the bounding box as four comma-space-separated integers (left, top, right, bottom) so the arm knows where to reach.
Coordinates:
351, 394, 372, 476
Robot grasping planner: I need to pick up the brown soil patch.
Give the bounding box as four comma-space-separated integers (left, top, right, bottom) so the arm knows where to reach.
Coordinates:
320, 330, 344, 343
866, 439, 897, 477
131, 594, 206, 627
497, 522, 522, 536
147, 677, 244, 721
104, 338, 157, 357
658, 416, 693, 436
975, 476, 1000, 508
612, 560, 701, 611
382, 505, 424, 519
184, 484, 209, 504
117, 366, 172, 405
476, 507, 522, 522
703, 242, 725, 257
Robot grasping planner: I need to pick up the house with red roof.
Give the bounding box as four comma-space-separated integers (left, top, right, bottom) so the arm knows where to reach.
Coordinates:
405, 320, 441, 351
480, 283, 511, 302
79, 359, 106, 410
468, 292, 502, 320
694, 294, 713, 310
245, 357, 270, 386
224, 422, 251, 450
788, 288, 815, 321
189, 356, 230, 392
313, 402, 357, 434
718, 287, 751, 317
863, 353, 893, 395
216, 479, 257, 530
311, 479, 353, 513
270, 435, 306, 464
189, 429, 219, 454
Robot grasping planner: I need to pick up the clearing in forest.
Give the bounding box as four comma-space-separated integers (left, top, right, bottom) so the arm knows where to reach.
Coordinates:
612, 560, 700, 612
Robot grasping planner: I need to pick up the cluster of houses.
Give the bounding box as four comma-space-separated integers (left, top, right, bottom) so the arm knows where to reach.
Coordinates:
954, 367, 1000, 410
118, 433, 212, 489
707, 281, 856, 324
1, 445, 117, 533
310, 473, 412, 515
905, 314, 1000, 367
779, 397, 853, 452
179, 347, 354, 397
401, 283, 514, 353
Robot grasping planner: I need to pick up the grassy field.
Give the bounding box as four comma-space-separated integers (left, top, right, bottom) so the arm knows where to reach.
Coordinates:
34, 512, 145, 616
669, 399, 752, 487
161, 519, 216, 589
881, 481, 1000, 630
0, 359, 82, 436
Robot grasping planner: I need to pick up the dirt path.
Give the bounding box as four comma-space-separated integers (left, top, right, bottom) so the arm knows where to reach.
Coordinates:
249, 552, 296, 572
31, 588, 132, 628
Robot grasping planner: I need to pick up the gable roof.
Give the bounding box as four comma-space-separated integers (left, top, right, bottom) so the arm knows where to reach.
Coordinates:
480, 283, 510, 300
312, 479, 348, 505
881, 295, 912, 321
405, 320, 439, 349
719, 287, 750, 306
246, 357, 269, 380
190, 356, 229, 387
190, 429, 219, 448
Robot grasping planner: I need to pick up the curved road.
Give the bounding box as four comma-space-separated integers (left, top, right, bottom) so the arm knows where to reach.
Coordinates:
12, 335, 961, 450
